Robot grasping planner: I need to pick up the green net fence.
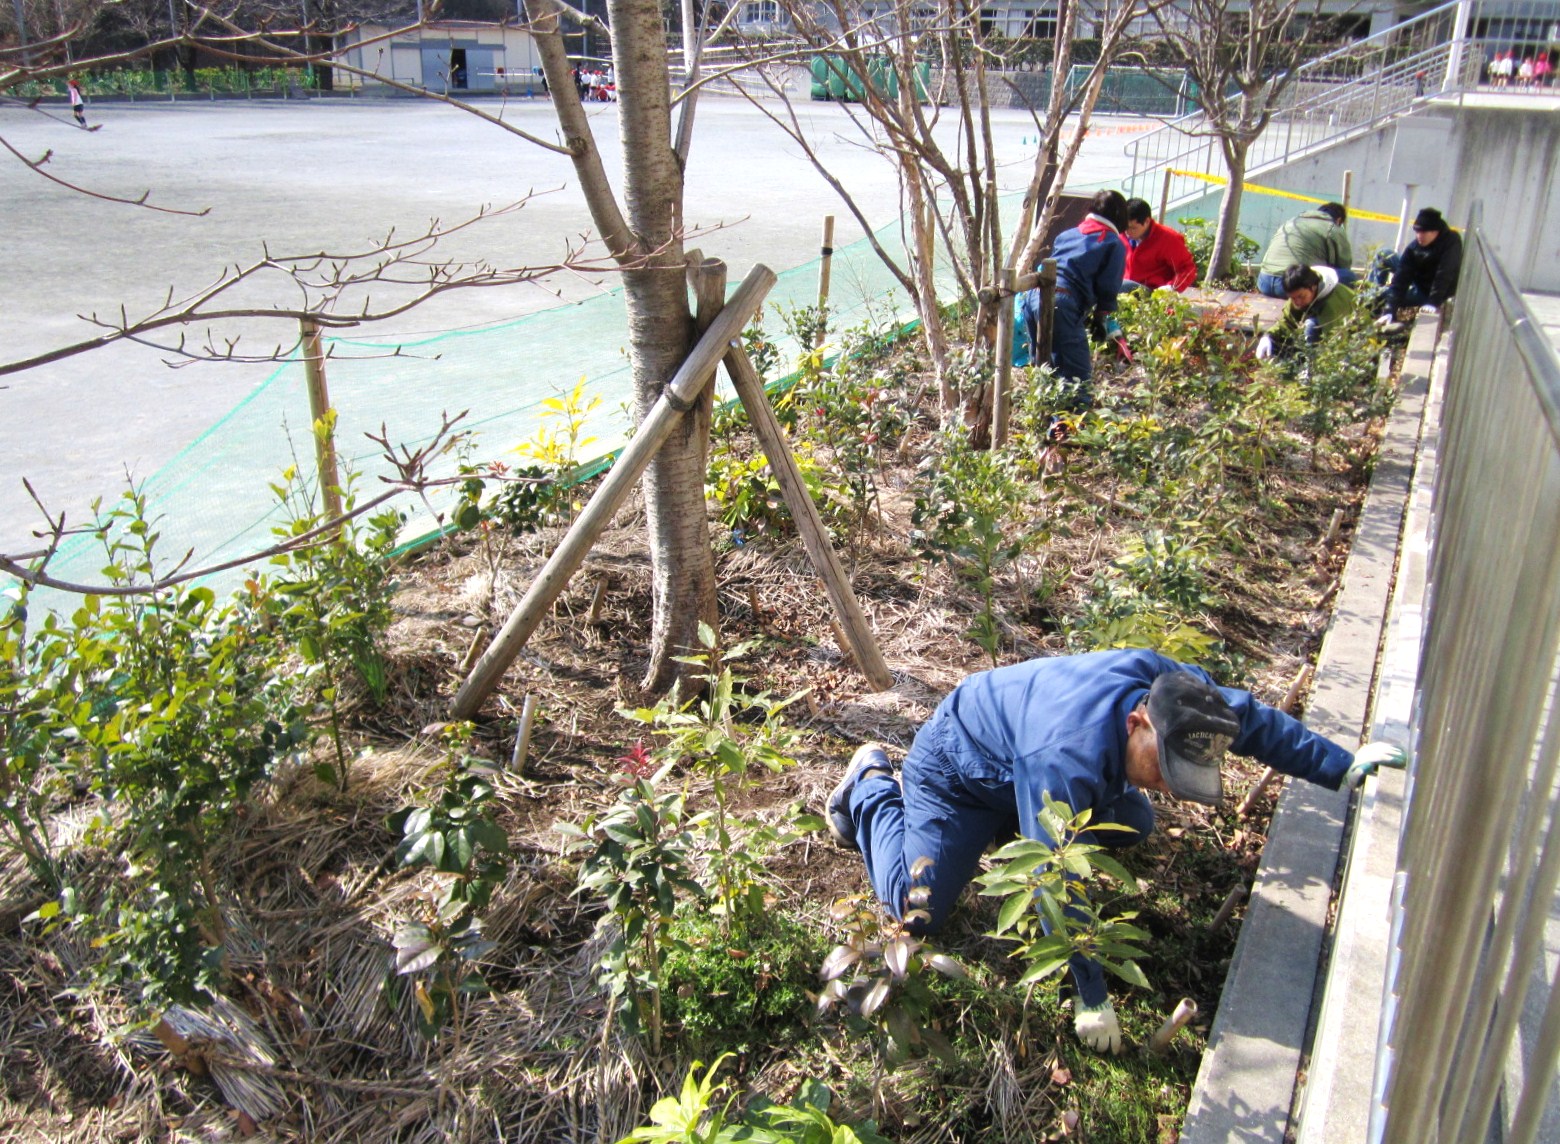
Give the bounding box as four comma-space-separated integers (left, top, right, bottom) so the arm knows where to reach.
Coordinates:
19, 161, 1398, 614
1068, 66, 1190, 117
22, 207, 931, 614
1163, 179, 1407, 264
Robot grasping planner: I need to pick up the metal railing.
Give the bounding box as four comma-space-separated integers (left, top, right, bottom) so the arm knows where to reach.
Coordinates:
1370, 205, 1560, 1142
1123, 0, 1559, 203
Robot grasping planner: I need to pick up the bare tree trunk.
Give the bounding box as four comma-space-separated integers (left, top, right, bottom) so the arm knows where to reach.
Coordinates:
900, 140, 951, 404
633, 266, 714, 694
608, 0, 716, 694
528, 0, 714, 696
1208, 137, 1250, 282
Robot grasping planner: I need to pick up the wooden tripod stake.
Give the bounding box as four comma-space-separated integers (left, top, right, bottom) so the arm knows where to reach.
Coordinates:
450, 265, 778, 718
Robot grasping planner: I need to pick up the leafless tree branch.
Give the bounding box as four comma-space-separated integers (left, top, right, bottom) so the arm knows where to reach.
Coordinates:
2, 412, 475, 596
0, 131, 212, 216
0, 199, 626, 375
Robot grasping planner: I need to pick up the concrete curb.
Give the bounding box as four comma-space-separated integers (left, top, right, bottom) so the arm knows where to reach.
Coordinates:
1293, 320, 1442, 1141
1180, 325, 1436, 1142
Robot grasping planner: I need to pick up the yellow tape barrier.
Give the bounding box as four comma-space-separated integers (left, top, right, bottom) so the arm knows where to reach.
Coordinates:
1166, 168, 1400, 224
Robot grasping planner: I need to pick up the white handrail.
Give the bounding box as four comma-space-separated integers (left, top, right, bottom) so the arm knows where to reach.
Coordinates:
1121, 0, 1546, 203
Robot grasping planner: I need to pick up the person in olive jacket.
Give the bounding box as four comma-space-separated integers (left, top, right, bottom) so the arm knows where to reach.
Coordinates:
1258, 203, 1355, 297
1256, 264, 1357, 361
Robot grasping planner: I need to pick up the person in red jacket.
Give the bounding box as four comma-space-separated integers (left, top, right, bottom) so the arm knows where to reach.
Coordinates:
1121, 198, 1198, 293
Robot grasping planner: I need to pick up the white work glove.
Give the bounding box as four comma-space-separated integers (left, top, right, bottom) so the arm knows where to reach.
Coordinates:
1346, 742, 1409, 788
1075, 999, 1123, 1054
1418, 304, 1438, 316
1255, 334, 1275, 360
1374, 312, 1396, 330
1154, 284, 1176, 294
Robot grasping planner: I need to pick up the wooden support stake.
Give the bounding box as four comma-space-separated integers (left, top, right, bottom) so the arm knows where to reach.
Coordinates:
300, 316, 344, 524
689, 257, 727, 472
1036, 259, 1058, 369
993, 265, 1017, 447
828, 618, 854, 665
1238, 771, 1284, 819
975, 270, 1041, 305
1148, 998, 1199, 1055
1159, 167, 1173, 224
1237, 663, 1315, 817
450, 264, 778, 718
1341, 169, 1353, 215
1208, 885, 1247, 933
723, 342, 893, 692
459, 629, 488, 673
1323, 508, 1344, 548
510, 693, 539, 775
586, 577, 609, 626
815, 215, 835, 348
1279, 662, 1314, 714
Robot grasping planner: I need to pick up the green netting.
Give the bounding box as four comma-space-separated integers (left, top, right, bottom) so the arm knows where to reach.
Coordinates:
1065, 66, 1190, 117
23, 210, 924, 613
21, 162, 1366, 614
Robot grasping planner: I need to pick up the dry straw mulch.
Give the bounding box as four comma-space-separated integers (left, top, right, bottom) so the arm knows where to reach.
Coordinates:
0, 333, 1386, 1143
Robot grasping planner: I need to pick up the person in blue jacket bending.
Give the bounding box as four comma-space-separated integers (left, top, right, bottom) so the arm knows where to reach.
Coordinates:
1018, 189, 1130, 412
825, 648, 1406, 1054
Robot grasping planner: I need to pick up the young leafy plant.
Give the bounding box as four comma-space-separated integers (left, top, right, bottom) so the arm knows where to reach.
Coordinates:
912, 425, 1037, 664
617, 1053, 893, 1144
620, 622, 814, 932
387, 724, 512, 1041
516, 375, 602, 475
558, 760, 706, 1053
43, 488, 302, 1012
265, 466, 402, 789
0, 584, 73, 890
815, 885, 969, 1067
975, 795, 1151, 992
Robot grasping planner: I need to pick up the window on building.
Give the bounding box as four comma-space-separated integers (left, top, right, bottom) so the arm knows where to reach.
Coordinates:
741, 0, 779, 24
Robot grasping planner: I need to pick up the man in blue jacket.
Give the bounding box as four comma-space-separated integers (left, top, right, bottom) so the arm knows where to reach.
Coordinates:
1018, 190, 1130, 412
826, 648, 1405, 1053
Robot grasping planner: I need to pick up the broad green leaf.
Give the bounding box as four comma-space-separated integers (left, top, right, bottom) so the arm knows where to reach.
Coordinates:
883, 938, 913, 980
859, 977, 890, 1018
996, 891, 1032, 935
924, 953, 968, 980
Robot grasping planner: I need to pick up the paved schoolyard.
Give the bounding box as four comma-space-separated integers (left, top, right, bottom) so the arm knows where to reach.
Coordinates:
0, 93, 1151, 553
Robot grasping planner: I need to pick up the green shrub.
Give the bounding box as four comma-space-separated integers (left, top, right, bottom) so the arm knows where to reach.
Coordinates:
661, 909, 827, 1051
912, 425, 1038, 663
31, 489, 305, 1012
1178, 216, 1260, 289
265, 468, 402, 789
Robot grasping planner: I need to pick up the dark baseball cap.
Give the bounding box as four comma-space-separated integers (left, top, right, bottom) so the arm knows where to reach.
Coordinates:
1147, 672, 1241, 805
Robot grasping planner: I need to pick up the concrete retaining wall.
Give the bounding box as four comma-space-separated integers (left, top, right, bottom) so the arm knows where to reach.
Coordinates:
1180, 321, 1439, 1142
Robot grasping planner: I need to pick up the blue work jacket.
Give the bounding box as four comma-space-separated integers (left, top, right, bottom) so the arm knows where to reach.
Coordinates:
931, 647, 1353, 1003
1049, 215, 1127, 316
